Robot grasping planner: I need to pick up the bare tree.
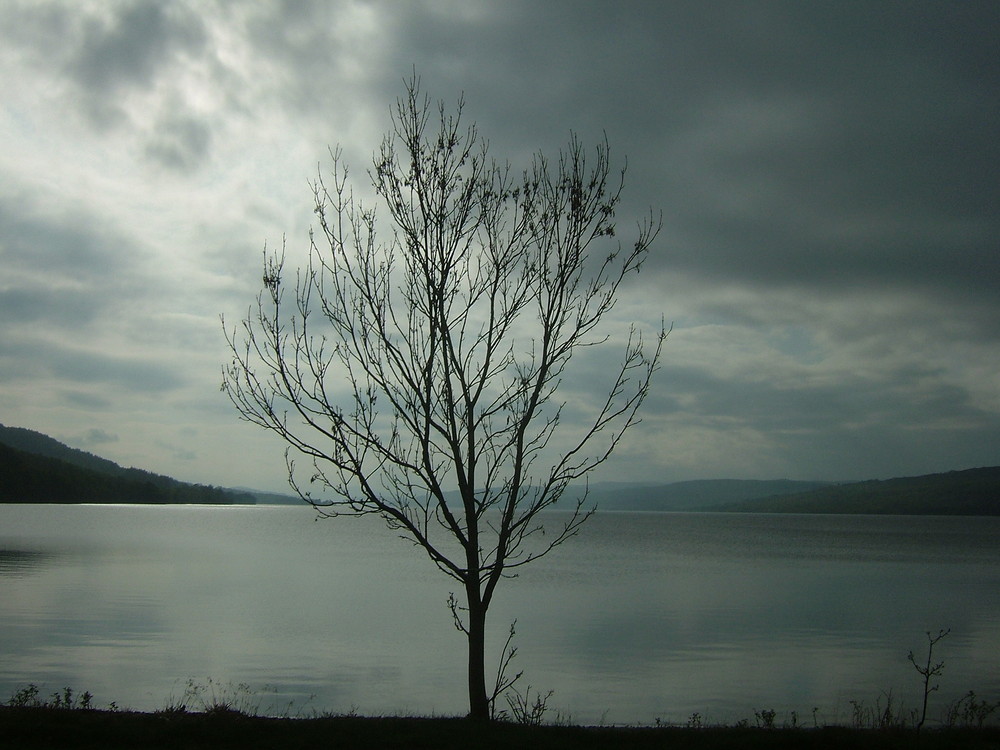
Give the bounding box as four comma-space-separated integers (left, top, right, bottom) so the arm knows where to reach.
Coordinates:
222, 74, 664, 721
909, 628, 950, 732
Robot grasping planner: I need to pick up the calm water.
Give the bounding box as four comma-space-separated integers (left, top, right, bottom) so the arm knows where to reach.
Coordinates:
1, 504, 998, 725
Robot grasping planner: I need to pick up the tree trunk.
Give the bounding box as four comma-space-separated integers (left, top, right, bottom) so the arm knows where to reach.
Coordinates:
465, 595, 490, 721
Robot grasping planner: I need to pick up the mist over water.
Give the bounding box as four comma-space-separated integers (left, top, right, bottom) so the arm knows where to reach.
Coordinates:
1, 505, 998, 725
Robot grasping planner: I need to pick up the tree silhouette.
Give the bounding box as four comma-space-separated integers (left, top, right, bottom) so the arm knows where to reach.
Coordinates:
223, 74, 664, 720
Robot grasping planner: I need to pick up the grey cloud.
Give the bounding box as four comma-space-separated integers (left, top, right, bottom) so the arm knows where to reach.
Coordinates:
0, 337, 184, 395
0, 198, 134, 281
2, 1, 997, 490
241, 2, 397, 115
656, 92, 999, 297
357, 0, 1000, 311
677, 282, 1000, 356
69, 3, 206, 116
59, 391, 113, 411
768, 418, 1000, 483
650, 353, 1000, 481
144, 111, 212, 171
0, 3, 74, 65
237, 1, 1000, 487
156, 438, 196, 462
0, 287, 101, 329
660, 359, 987, 434
0, 196, 149, 331
0, 1, 207, 128
76, 427, 120, 447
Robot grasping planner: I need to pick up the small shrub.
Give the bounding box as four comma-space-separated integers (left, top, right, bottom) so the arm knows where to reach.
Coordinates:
177, 678, 263, 716
487, 620, 524, 721
50, 687, 91, 710
753, 708, 776, 729
8, 684, 41, 708
273, 692, 318, 719
944, 690, 1000, 729
504, 685, 553, 726
7, 684, 92, 710
551, 709, 575, 727
849, 690, 910, 730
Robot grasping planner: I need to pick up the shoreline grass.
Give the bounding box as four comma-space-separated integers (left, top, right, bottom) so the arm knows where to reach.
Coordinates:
3, 706, 1000, 750
3, 703, 999, 750
5, 679, 998, 749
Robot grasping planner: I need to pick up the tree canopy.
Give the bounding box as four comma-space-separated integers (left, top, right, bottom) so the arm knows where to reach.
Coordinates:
223, 74, 664, 719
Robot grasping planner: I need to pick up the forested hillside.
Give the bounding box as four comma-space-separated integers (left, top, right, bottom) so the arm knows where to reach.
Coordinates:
721, 466, 1000, 515
0, 425, 254, 505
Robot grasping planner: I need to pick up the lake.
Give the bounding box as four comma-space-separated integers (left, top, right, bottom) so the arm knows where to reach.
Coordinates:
1, 504, 998, 725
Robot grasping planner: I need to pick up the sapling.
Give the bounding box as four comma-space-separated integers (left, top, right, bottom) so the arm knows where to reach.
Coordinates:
908, 628, 949, 731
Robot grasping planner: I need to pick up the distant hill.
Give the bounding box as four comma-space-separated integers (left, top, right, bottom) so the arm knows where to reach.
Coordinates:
0, 425, 128, 477
580, 479, 833, 512
719, 466, 1000, 516
252, 472, 1000, 515
239, 488, 302, 505
0, 424, 255, 505
4, 424, 995, 514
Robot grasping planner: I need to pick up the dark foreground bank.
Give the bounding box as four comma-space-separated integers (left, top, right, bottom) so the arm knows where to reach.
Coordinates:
2, 708, 998, 750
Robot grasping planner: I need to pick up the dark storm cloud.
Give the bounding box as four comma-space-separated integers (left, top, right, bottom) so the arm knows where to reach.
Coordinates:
625, 3, 1000, 301
342, 1, 1000, 311
660, 87, 999, 299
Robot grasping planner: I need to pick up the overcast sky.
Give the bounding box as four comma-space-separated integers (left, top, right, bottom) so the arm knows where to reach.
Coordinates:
1, 1, 997, 492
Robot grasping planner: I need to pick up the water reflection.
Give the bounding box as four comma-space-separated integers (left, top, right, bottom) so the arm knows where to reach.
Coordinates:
0, 505, 997, 724
0, 549, 50, 575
